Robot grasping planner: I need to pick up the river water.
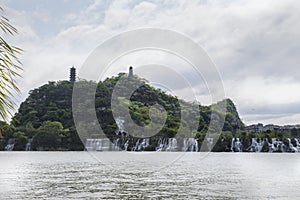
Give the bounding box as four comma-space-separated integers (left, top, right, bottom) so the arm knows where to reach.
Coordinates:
0, 152, 299, 199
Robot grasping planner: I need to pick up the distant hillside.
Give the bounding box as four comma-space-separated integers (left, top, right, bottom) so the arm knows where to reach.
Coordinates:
2, 73, 244, 151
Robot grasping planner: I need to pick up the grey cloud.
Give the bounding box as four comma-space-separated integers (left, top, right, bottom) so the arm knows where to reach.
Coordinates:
240, 102, 300, 115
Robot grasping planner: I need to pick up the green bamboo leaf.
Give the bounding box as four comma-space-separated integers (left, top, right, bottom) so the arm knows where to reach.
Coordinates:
0, 7, 23, 120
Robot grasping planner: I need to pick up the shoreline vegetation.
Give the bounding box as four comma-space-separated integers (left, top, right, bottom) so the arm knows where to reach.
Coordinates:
1, 70, 300, 152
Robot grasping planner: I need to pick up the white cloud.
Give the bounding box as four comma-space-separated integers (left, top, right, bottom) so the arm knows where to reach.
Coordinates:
225, 76, 300, 106
2, 0, 300, 125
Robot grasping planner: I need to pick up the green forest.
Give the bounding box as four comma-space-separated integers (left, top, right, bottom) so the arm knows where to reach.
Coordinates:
0, 72, 299, 151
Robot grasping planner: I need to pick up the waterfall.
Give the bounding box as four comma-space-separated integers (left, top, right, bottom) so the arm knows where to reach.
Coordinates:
156, 138, 164, 151
85, 137, 300, 152
166, 138, 177, 151
231, 138, 242, 152
193, 139, 199, 152
268, 138, 286, 152
139, 138, 150, 150
124, 140, 129, 151
182, 138, 188, 151
132, 139, 140, 151
25, 139, 33, 151
156, 138, 198, 152
267, 138, 275, 152
132, 138, 150, 151
4, 138, 15, 151
85, 138, 113, 151
249, 138, 264, 152
182, 138, 198, 152
115, 117, 126, 136
86, 137, 151, 151
236, 138, 242, 152
231, 138, 234, 152
295, 138, 300, 152
287, 138, 298, 152
206, 138, 214, 151
113, 138, 121, 151
281, 140, 287, 152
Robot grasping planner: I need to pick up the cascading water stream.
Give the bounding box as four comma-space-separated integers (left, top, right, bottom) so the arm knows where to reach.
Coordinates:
124, 140, 129, 151
166, 138, 177, 151
156, 138, 164, 151
115, 117, 126, 136
182, 138, 198, 152
5, 138, 15, 151
25, 139, 33, 151
249, 138, 264, 152
295, 138, 300, 152
85, 138, 112, 151
231, 138, 242, 152
206, 138, 214, 151
287, 138, 298, 152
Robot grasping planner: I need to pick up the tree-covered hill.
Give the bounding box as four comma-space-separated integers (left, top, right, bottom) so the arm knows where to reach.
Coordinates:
1, 73, 245, 151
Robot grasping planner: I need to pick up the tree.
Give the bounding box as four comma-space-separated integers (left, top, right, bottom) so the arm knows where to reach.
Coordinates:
0, 120, 14, 149
0, 7, 22, 120
13, 131, 27, 150
32, 121, 63, 150
38, 121, 63, 133
291, 128, 298, 138
0, 120, 14, 138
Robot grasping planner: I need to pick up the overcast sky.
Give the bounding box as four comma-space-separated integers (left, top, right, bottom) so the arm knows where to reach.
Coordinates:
1, 0, 300, 125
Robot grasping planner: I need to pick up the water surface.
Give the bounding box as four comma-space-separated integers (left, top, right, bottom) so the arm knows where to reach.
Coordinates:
0, 152, 299, 199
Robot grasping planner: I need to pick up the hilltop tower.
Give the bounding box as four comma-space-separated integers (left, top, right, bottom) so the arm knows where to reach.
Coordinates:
70, 66, 76, 82
128, 66, 133, 78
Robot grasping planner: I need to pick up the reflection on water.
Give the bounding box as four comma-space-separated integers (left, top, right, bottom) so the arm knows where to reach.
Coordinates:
0, 152, 300, 199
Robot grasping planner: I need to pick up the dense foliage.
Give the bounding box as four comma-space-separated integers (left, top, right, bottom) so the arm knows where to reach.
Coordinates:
0, 73, 248, 151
